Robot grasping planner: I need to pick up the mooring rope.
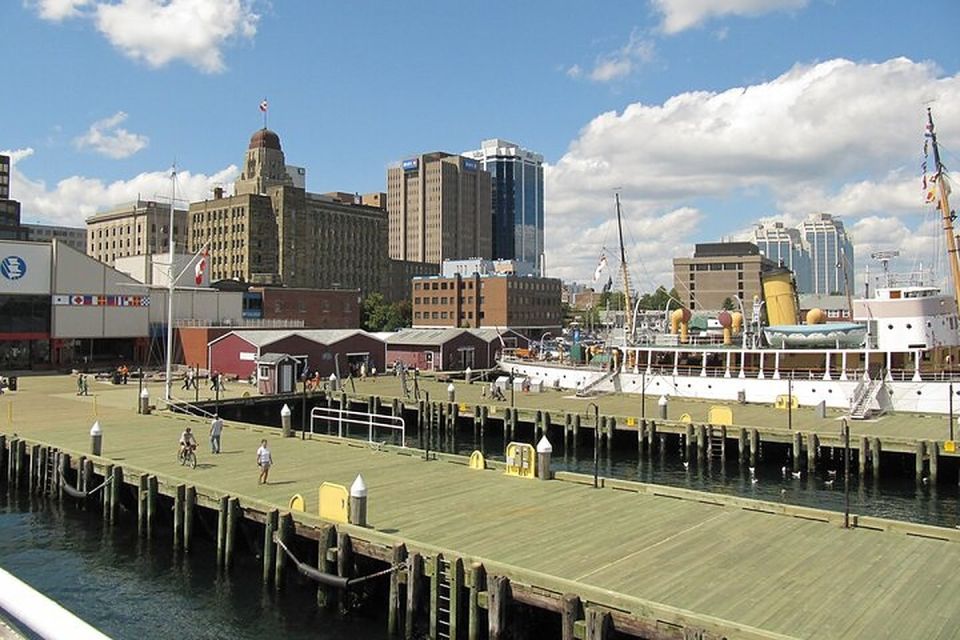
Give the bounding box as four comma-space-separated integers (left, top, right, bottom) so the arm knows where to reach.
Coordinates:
59, 470, 113, 499
274, 536, 405, 587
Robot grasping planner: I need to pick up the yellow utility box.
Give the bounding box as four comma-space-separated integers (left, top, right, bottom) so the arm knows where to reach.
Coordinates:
504, 442, 536, 478
318, 482, 349, 523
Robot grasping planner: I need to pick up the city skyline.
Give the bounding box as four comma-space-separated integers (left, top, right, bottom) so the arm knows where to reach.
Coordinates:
3, 1, 960, 291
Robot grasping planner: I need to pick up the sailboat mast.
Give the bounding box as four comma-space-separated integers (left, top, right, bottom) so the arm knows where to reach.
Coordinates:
615, 192, 633, 338
927, 108, 960, 316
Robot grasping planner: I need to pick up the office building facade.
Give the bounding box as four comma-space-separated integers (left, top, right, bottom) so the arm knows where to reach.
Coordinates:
673, 242, 777, 311
86, 198, 188, 266
753, 222, 810, 293
800, 213, 854, 296
387, 152, 492, 265
0, 155, 26, 241
463, 139, 544, 273
24, 223, 87, 253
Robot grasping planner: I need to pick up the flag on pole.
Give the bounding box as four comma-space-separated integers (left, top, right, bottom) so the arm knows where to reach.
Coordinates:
259, 99, 268, 112
593, 254, 607, 282
195, 249, 208, 285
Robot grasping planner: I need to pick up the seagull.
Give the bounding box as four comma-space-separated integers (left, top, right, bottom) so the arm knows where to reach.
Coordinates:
824, 479, 835, 488
791, 470, 802, 480
751, 476, 759, 485
827, 469, 837, 478
682, 460, 690, 471
781, 465, 788, 477
749, 466, 756, 476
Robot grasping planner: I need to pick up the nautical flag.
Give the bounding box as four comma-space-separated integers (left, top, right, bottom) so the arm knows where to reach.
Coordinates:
259, 99, 268, 112
925, 182, 938, 204
195, 249, 208, 285
602, 277, 613, 293
593, 254, 608, 282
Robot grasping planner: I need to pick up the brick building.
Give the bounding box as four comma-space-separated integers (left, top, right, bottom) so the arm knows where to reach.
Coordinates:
673, 242, 777, 311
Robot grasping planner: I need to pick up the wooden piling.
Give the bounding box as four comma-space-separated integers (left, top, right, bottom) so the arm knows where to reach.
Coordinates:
274, 512, 292, 588
467, 562, 485, 640
77, 455, 87, 493
806, 433, 818, 472
449, 556, 463, 640
28, 444, 39, 493
216, 495, 228, 566
0, 435, 6, 484
146, 474, 158, 537
429, 553, 442, 639
5, 437, 16, 485
14, 439, 24, 488
184, 486, 195, 552
749, 429, 759, 466
572, 414, 580, 450
606, 417, 616, 456
738, 428, 747, 464
82, 459, 93, 498
337, 531, 353, 614
685, 423, 695, 461
792, 432, 802, 471
915, 441, 925, 480
488, 575, 509, 640
561, 593, 581, 640
387, 543, 407, 636
173, 484, 185, 548
929, 441, 939, 483
871, 438, 882, 478
316, 525, 337, 609
586, 607, 611, 640
647, 420, 657, 452
225, 497, 239, 568
263, 509, 278, 584
696, 424, 706, 462
406, 552, 423, 639
859, 437, 869, 477
479, 406, 488, 443
102, 463, 113, 522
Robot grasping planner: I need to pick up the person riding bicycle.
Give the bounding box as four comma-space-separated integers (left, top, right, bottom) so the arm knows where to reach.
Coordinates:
179, 426, 197, 458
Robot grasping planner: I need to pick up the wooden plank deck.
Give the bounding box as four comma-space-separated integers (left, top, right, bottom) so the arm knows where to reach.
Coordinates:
3, 375, 960, 639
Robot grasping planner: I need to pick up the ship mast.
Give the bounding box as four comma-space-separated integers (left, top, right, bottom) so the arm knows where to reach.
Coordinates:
927, 108, 960, 316
614, 192, 634, 340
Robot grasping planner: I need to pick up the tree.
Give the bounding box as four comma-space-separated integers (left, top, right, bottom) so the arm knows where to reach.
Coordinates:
721, 297, 736, 311
361, 293, 411, 332
635, 286, 680, 311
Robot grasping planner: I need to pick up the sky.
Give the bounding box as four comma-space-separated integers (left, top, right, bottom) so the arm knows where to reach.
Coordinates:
3, 0, 960, 293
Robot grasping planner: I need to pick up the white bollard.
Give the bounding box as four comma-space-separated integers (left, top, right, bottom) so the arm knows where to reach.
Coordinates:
465, 367, 473, 384
349, 474, 368, 527
139, 388, 150, 415
328, 373, 338, 392
658, 395, 668, 420
280, 403, 292, 437
90, 421, 102, 456
536, 435, 553, 480
447, 382, 456, 403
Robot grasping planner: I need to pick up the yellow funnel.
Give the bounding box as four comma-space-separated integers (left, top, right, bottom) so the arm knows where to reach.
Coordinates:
761, 268, 799, 327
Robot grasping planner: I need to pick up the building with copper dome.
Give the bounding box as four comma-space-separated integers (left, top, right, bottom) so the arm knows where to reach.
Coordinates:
187, 128, 388, 294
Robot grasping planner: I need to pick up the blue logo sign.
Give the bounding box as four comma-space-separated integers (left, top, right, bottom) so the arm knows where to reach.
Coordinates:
463, 159, 478, 171
402, 159, 419, 171
0, 256, 26, 281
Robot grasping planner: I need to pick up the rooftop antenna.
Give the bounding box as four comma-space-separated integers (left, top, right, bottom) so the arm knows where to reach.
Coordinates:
871, 250, 900, 288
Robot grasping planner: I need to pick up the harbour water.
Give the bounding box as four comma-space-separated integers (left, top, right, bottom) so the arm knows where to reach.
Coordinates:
0, 490, 386, 640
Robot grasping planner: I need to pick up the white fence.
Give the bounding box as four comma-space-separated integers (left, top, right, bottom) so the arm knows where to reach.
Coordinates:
309, 406, 406, 447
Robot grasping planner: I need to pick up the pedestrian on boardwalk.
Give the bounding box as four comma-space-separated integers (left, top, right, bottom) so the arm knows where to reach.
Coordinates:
210, 371, 220, 392
210, 414, 223, 454
182, 368, 194, 390
76, 372, 84, 395
81, 374, 89, 396
256, 439, 273, 484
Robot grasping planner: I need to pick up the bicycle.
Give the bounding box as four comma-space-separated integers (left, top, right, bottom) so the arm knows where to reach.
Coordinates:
177, 444, 198, 469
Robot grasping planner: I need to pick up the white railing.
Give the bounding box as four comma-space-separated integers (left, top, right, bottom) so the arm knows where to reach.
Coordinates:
310, 406, 406, 447
0, 567, 112, 639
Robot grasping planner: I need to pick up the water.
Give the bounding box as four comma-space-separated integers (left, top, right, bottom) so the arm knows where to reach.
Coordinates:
0, 490, 387, 640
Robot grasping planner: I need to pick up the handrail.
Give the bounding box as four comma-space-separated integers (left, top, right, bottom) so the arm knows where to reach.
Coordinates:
310, 406, 406, 447
166, 395, 217, 420
0, 567, 112, 639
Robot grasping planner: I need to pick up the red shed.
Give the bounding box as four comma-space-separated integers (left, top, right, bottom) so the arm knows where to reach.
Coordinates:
385, 328, 490, 372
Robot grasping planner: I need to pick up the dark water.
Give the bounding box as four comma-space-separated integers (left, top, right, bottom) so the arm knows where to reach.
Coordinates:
0, 490, 387, 640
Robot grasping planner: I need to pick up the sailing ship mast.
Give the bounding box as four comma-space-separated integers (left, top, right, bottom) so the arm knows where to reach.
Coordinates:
614, 192, 633, 339
927, 108, 960, 316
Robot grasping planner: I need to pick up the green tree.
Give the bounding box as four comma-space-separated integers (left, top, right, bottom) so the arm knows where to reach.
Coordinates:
361, 293, 411, 332
721, 297, 736, 311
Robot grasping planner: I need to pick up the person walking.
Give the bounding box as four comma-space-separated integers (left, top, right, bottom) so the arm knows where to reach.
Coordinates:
76, 372, 84, 395
256, 439, 273, 484
81, 374, 89, 396
210, 414, 224, 454
182, 368, 194, 391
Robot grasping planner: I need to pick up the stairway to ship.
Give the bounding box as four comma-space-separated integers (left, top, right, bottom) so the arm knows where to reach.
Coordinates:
849, 377, 885, 420
576, 368, 620, 397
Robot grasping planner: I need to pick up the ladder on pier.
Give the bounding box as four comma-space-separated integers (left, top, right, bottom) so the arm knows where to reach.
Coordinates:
707, 427, 725, 461
43, 448, 60, 496
433, 555, 454, 640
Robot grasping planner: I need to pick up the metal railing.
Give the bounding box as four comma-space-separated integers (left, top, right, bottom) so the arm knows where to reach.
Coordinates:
0, 567, 112, 639
310, 406, 406, 447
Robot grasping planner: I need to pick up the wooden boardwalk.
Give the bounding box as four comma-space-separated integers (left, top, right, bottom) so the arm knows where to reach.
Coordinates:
3, 375, 960, 639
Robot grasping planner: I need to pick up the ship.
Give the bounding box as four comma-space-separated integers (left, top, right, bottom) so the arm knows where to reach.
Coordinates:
501, 110, 960, 417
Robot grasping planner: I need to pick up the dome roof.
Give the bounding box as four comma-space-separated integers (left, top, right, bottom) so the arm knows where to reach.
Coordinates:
249, 128, 281, 151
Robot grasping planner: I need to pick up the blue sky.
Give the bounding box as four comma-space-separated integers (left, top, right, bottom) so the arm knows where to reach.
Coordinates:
3, 0, 960, 290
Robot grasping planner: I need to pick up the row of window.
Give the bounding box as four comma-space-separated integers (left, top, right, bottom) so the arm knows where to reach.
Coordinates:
413, 311, 484, 320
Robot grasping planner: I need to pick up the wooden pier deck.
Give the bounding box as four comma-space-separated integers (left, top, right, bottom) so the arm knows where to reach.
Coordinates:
3, 375, 960, 639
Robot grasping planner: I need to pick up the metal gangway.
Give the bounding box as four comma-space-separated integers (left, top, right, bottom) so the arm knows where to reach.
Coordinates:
309, 406, 406, 447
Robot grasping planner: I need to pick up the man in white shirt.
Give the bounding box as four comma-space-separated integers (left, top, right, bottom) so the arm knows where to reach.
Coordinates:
209, 415, 224, 454
256, 439, 273, 484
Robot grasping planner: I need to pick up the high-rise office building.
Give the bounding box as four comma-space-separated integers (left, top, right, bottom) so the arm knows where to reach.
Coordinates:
0, 155, 26, 241
86, 198, 188, 266
24, 223, 87, 253
753, 222, 811, 292
799, 213, 854, 295
387, 152, 492, 265
463, 139, 544, 273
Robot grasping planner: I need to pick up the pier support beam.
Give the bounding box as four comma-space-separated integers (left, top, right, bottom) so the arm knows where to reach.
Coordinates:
406, 552, 423, 639
449, 556, 463, 640
387, 543, 407, 637
146, 475, 158, 537
871, 438, 882, 479
337, 532, 353, 614
468, 563, 485, 640
109, 466, 121, 525
807, 433, 818, 472
225, 497, 239, 569
184, 486, 195, 552
859, 437, 869, 477
749, 429, 759, 466
487, 575, 510, 640
738, 428, 747, 464
929, 441, 939, 483
696, 424, 706, 462
586, 608, 611, 640
216, 495, 228, 567
316, 525, 337, 609
792, 432, 802, 472
915, 441, 926, 481
102, 464, 113, 522
263, 509, 278, 584
275, 512, 292, 588
561, 594, 581, 640
137, 475, 149, 535
173, 484, 185, 548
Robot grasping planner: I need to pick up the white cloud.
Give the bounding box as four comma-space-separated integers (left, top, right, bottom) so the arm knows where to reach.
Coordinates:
568, 30, 656, 83
2, 147, 238, 227
73, 111, 149, 159
653, 0, 809, 34
545, 57, 960, 287
31, 0, 259, 73
30, 0, 91, 21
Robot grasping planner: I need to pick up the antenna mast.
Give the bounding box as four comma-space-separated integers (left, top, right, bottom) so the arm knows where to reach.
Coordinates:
927, 109, 960, 316
614, 192, 633, 340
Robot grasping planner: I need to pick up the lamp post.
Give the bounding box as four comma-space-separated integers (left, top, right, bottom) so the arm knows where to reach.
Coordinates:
510, 367, 516, 408
787, 378, 793, 431
587, 402, 600, 488
949, 382, 954, 442
539, 332, 552, 360
301, 369, 308, 440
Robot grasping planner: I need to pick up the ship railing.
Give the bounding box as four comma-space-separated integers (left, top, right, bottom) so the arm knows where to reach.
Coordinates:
0, 566, 111, 639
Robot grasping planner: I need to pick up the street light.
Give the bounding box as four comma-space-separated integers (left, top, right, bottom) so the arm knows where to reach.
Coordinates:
510, 367, 516, 408
587, 402, 600, 488
539, 332, 552, 360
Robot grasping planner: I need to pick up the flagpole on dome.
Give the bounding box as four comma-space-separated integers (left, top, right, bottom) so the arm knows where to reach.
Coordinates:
260, 98, 268, 130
